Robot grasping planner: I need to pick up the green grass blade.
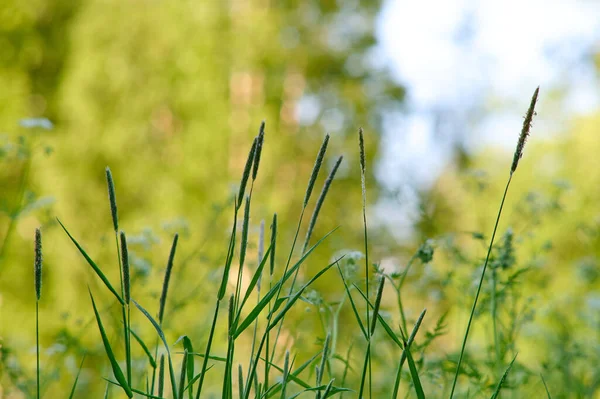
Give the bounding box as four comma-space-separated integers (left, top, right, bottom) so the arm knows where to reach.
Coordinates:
335, 264, 367, 339
59, 219, 124, 305
195, 299, 220, 399
104, 379, 165, 399
490, 355, 517, 399
130, 327, 157, 368
233, 230, 337, 338
133, 299, 179, 399
266, 257, 340, 333
405, 347, 425, 399
353, 284, 402, 348
182, 337, 194, 399
178, 349, 188, 399
541, 374, 552, 399
68, 355, 86, 399
89, 289, 132, 398
392, 309, 427, 398
235, 245, 273, 324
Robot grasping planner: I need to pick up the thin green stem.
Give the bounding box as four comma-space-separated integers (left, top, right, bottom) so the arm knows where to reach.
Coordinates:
491, 267, 501, 372
36, 300, 40, 399
449, 174, 513, 398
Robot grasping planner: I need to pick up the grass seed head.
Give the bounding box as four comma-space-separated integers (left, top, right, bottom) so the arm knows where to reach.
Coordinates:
238, 138, 257, 210
252, 121, 266, 181
105, 167, 118, 232
511, 87, 540, 175
34, 228, 42, 301
303, 134, 330, 208
120, 231, 130, 304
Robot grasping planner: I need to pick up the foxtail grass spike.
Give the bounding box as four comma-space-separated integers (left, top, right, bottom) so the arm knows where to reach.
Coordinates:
159, 233, 179, 324
120, 231, 130, 304
158, 354, 165, 397
238, 138, 257, 210
302, 155, 343, 254
270, 214, 277, 276
105, 167, 118, 232
252, 121, 265, 181
34, 228, 42, 301
303, 134, 330, 208
511, 86, 539, 175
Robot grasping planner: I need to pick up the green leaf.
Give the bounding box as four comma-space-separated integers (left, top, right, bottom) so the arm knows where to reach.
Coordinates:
89, 290, 132, 398
490, 355, 518, 399
405, 347, 425, 399
68, 355, 86, 399
133, 299, 179, 399
59, 219, 124, 305
130, 327, 157, 368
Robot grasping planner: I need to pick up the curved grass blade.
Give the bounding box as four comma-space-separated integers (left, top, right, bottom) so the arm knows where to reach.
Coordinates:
541, 374, 552, 399
353, 284, 401, 348
266, 257, 340, 333
130, 327, 157, 368
490, 355, 517, 399
59, 219, 124, 305
183, 337, 195, 399
133, 299, 179, 399
405, 348, 425, 399
233, 229, 338, 338
89, 290, 132, 398
235, 245, 273, 323
68, 355, 86, 399
392, 309, 427, 398
105, 379, 165, 399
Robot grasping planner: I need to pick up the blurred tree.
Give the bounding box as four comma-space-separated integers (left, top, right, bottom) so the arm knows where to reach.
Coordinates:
0, 0, 405, 396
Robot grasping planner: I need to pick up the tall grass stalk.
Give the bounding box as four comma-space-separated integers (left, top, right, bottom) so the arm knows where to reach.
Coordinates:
357, 127, 374, 398
269, 134, 329, 370
34, 228, 42, 399
449, 86, 539, 398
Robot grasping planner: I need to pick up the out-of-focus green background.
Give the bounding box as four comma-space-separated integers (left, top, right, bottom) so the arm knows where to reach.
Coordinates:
2, 0, 600, 397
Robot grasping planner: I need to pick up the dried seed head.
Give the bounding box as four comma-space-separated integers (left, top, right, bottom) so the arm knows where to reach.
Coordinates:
120, 231, 130, 305
511, 87, 540, 175
304, 134, 330, 208
105, 167, 118, 232
34, 228, 42, 301
252, 121, 266, 181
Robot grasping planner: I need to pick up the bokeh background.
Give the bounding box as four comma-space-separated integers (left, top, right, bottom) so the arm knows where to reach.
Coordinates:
2, 0, 600, 397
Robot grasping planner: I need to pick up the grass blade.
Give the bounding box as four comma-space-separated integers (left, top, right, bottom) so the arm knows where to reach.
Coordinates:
68, 355, 86, 399
58, 219, 124, 305
490, 354, 517, 399
392, 309, 427, 398
130, 328, 157, 368
541, 374, 552, 399
89, 289, 133, 398
133, 299, 179, 399
405, 347, 425, 399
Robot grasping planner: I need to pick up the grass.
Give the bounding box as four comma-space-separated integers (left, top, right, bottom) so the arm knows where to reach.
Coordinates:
2, 86, 578, 397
